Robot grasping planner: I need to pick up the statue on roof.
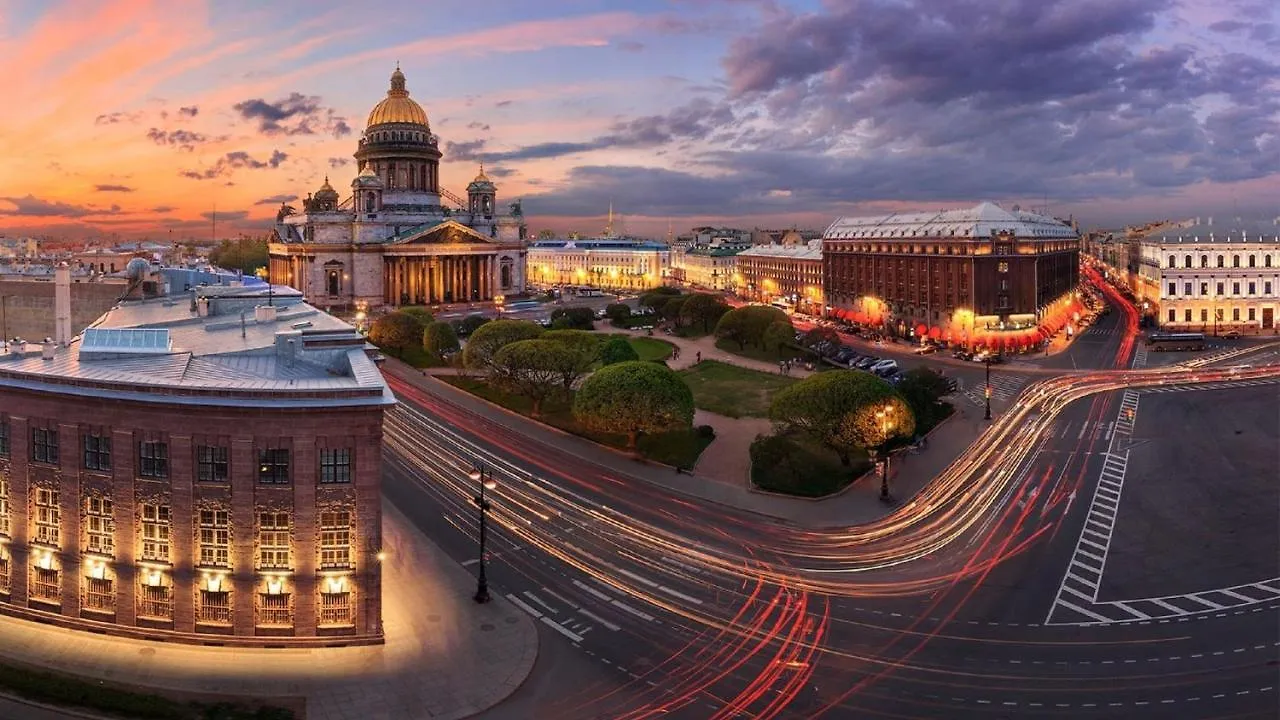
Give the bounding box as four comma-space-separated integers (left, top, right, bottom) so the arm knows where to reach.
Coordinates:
509, 199, 523, 217
276, 203, 297, 223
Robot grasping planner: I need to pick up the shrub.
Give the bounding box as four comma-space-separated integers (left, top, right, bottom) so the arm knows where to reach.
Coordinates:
423, 321, 460, 358
600, 336, 640, 365
399, 306, 434, 327
368, 311, 423, 353
715, 305, 790, 350
769, 370, 914, 466
604, 303, 632, 324
549, 306, 596, 330
573, 361, 694, 449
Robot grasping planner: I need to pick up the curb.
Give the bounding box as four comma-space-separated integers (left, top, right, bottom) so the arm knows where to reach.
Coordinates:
0, 691, 115, 720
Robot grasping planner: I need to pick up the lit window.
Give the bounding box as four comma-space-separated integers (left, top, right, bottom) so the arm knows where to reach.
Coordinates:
319, 511, 352, 569
139, 504, 170, 562
84, 496, 114, 557
33, 488, 60, 547
258, 512, 291, 570
258, 448, 290, 484
199, 509, 230, 568
0, 477, 8, 537
83, 570, 114, 612
138, 573, 172, 619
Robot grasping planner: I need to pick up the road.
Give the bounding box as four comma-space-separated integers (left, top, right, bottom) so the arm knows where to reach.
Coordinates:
378, 279, 1278, 718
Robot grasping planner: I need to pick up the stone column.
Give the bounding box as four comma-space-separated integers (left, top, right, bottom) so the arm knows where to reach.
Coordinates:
112, 429, 138, 626
170, 433, 195, 633
7, 416, 30, 604
293, 434, 317, 636
230, 437, 256, 636
57, 421, 80, 617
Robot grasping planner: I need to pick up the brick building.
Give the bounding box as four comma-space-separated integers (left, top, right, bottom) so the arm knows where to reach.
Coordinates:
0, 278, 391, 645
735, 239, 824, 313
823, 202, 1080, 349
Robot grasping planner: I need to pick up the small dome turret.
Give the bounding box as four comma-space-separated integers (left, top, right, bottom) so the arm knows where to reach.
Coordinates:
352, 163, 385, 189
466, 163, 497, 193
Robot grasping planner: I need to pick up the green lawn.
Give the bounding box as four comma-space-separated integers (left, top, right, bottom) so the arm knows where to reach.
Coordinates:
750, 434, 872, 498
678, 361, 797, 418
384, 345, 447, 369
714, 338, 805, 364
627, 337, 675, 362
443, 377, 712, 469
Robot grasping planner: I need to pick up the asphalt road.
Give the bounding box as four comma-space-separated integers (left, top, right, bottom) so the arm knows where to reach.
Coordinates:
379, 349, 1280, 719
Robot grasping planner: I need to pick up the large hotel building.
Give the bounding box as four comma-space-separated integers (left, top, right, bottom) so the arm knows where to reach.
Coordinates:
0, 263, 391, 645
823, 202, 1080, 349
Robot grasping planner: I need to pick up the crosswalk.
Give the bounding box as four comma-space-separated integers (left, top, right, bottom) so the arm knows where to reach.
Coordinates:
960, 375, 1028, 407
1046, 448, 1131, 624
1113, 391, 1139, 435
1130, 344, 1148, 369
1142, 377, 1280, 394
505, 580, 647, 645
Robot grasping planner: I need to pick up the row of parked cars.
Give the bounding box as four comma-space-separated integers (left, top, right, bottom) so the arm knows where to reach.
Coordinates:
800, 333, 959, 393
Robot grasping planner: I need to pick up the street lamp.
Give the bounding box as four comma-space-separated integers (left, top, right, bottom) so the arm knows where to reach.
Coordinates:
983, 354, 993, 421
467, 463, 499, 604
876, 404, 896, 503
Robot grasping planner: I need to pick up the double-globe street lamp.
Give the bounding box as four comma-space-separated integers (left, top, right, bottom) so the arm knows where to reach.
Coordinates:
876, 403, 896, 503
468, 463, 499, 604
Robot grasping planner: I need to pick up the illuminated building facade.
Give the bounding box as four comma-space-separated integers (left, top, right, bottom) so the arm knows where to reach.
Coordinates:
0, 281, 391, 645
1135, 220, 1280, 334
823, 202, 1080, 349
736, 240, 824, 312
527, 237, 669, 291
670, 246, 741, 291
269, 67, 527, 310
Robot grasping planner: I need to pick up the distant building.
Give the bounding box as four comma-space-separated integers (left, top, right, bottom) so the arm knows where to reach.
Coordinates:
1135, 219, 1280, 333
527, 237, 669, 291
0, 272, 390, 645
736, 239, 824, 313
823, 202, 1080, 349
669, 245, 742, 291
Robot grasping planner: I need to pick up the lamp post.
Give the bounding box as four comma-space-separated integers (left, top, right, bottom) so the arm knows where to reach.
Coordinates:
983, 354, 993, 421
876, 404, 896, 503
467, 463, 498, 604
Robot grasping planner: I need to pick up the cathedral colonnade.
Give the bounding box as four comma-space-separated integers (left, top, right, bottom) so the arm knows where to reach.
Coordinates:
383, 253, 501, 305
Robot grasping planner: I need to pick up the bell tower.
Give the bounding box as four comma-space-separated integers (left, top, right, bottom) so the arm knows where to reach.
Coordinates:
466, 164, 497, 219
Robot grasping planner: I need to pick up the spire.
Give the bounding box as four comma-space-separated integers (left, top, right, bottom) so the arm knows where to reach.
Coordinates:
389, 64, 408, 96
606, 200, 614, 237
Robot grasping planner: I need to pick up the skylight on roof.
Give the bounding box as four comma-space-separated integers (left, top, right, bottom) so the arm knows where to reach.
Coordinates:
80, 328, 172, 355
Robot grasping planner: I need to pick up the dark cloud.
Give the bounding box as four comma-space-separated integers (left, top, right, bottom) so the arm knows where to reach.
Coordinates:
199, 210, 249, 222
254, 193, 299, 206
94, 111, 142, 125
487, 166, 516, 178
0, 195, 122, 218
178, 105, 199, 118
495, 99, 514, 108
180, 150, 289, 180
147, 128, 216, 151
328, 157, 351, 168
233, 92, 352, 138
151, 206, 176, 213
94, 184, 134, 193
466, 121, 491, 131
524, 0, 1280, 222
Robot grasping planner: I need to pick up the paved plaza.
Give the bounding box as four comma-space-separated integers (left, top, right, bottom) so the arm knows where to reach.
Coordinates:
0, 500, 537, 720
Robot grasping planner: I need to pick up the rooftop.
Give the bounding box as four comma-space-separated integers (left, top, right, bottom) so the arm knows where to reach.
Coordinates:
530, 237, 669, 251
1141, 218, 1280, 244
738, 240, 823, 261
0, 285, 392, 408
824, 201, 1078, 240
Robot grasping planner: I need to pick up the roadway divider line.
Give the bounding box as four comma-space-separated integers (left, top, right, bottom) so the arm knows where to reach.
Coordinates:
506, 593, 543, 619
541, 616, 585, 643
657, 585, 704, 605
611, 599, 656, 622
579, 608, 622, 632
573, 579, 614, 603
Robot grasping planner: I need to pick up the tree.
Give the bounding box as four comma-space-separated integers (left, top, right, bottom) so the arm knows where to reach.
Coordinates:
715, 305, 789, 350
573, 361, 694, 449
368, 311, 422, 353
542, 329, 599, 388
604, 303, 632, 324
762, 320, 795, 352
452, 314, 491, 337
661, 296, 690, 326
680, 293, 730, 333
549, 306, 596, 330
463, 319, 543, 369
640, 288, 680, 310
208, 237, 268, 275
399, 306, 434, 328
800, 326, 838, 349
536, 229, 557, 240
491, 340, 577, 416
423, 321, 460, 359
600, 336, 640, 365
894, 367, 953, 430
769, 370, 914, 465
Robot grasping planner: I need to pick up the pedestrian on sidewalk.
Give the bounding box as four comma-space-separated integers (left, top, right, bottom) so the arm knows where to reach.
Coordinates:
696, 351, 701, 363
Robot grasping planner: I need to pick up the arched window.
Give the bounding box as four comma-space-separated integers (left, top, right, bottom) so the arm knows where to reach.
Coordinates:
365, 192, 376, 212
1233, 254, 1240, 267
1248, 254, 1256, 267
1267, 255, 1273, 268
1217, 255, 1224, 267
1167, 256, 1176, 268
1184, 254, 1192, 267
1200, 254, 1208, 267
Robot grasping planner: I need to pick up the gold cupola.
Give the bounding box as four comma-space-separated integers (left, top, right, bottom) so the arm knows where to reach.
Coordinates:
366, 64, 429, 128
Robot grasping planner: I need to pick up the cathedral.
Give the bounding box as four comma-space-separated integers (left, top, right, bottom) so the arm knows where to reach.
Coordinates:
268, 66, 528, 309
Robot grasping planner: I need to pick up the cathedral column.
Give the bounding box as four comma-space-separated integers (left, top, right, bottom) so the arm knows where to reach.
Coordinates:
464, 257, 472, 301
454, 258, 463, 302
484, 256, 493, 298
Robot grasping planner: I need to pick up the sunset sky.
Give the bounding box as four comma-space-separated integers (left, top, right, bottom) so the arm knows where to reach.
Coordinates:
1, 0, 1277, 242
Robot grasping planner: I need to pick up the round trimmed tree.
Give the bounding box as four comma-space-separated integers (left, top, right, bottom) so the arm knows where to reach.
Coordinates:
599, 336, 640, 365
573, 361, 694, 449
463, 319, 543, 369
769, 370, 914, 465
368, 311, 423, 353
423, 320, 460, 359
491, 339, 579, 416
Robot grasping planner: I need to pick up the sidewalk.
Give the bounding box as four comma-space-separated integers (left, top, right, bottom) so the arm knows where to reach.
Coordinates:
0, 500, 537, 720
387, 360, 986, 528
611, 324, 815, 377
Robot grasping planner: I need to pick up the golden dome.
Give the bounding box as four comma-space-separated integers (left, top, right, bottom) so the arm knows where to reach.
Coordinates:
366, 65, 429, 128
473, 162, 490, 183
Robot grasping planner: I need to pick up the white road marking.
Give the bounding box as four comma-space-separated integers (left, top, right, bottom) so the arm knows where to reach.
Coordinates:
579, 608, 622, 631
572, 579, 613, 603
541, 616, 584, 643
611, 599, 656, 622
506, 593, 543, 619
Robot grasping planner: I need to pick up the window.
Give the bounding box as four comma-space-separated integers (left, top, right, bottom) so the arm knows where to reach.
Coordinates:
139, 504, 170, 562
1200, 254, 1208, 268
1231, 307, 1240, 321
0, 546, 9, 593
0, 477, 8, 537
30, 567, 59, 602
0, 419, 9, 458
1247, 282, 1256, 295
1183, 283, 1192, 296
319, 511, 352, 569
1184, 308, 1192, 322
83, 433, 111, 472
997, 262, 1009, 273
197, 445, 229, 482
139, 441, 168, 479
84, 497, 114, 556
198, 509, 230, 568
319, 449, 352, 484
257, 584, 292, 627
31, 427, 58, 464
1248, 255, 1256, 268
138, 575, 172, 619
258, 512, 291, 570
258, 448, 290, 484
1266, 282, 1273, 294
1167, 283, 1176, 296
199, 587, 231, 624
1233, 282, 1241, 295
1200, 283, 1208, 296
319, 578, 353, 627
1217, 255, 1224, 267
1183, 254, 1191, 267
1167, 256, 1175, 267
1233, 254, 1240, 267
1248, 308, 1256, 321
1201, 309, 1208, 322
1266, 255, 1273, 268
1217, 282, 1225, 295
84, 574, 114, 612
33, 488, 59, 547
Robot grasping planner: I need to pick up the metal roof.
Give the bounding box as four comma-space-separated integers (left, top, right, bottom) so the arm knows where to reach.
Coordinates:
737, 240, 823, 261
824, 201, 1078, 240
80, 328, 172, 356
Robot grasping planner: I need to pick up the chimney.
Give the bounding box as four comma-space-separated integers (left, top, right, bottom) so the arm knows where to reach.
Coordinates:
196, 297, 210, 317
55, 261, 72, 345
255, 305, 279, 323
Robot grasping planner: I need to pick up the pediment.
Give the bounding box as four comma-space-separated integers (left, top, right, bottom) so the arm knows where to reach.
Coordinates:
392, 219, 496, 246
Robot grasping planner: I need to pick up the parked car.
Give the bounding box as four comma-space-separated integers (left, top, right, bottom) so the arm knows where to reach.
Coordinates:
833, 347, 856, 364
854, 356, 880, 370
952, 348, 973, 361
869, 359, 899, 375
913, 344, 938, 355
1223, 330, 1241, 339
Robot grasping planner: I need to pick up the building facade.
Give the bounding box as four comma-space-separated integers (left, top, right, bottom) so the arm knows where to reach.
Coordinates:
269, 67, 527, 310
824, 202, 1079, 349
527, 237, 669, 291
735, 240, 824, 312
669, 246, 740, 291
1134, 220, 1280, 333
0, 281, 391, 645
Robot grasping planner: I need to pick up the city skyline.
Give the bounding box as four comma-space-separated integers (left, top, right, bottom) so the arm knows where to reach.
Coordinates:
1, 0, 1278, 242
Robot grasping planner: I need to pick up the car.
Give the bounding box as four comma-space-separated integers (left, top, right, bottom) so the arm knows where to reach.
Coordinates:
1223, 330, 1241, 339
869, 359, 898, 374
854, 356, 880, 370
913, 344, 938, 355
833, 348, 855, 363
952, 349, 973, 361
